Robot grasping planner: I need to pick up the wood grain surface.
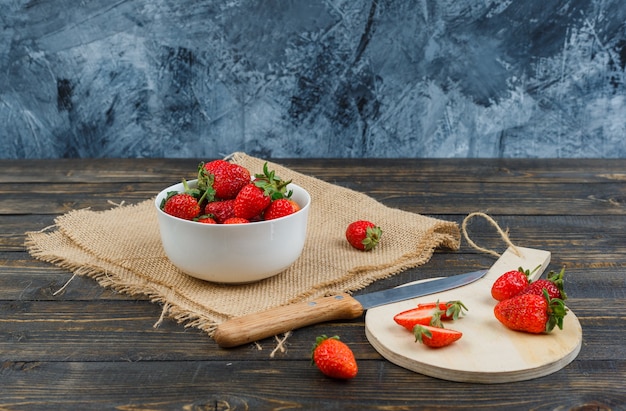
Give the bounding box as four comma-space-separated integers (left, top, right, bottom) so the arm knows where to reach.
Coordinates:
1, 158, 625, 410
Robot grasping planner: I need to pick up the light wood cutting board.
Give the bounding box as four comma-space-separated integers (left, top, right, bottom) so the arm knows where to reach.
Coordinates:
364, 247, 582, 383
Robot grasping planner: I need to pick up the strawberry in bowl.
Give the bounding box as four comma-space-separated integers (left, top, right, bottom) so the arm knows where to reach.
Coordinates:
155, 161, 311, 284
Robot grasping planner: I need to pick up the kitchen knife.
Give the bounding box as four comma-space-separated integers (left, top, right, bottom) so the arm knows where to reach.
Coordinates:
213, 269, 488, 347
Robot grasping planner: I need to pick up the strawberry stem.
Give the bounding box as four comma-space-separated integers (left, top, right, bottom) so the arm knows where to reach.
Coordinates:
546, 266, 567, 300
543, 289, 568, 332
444, 300, 468, 320
413, 325, 433, 344
254, 162, 292, 200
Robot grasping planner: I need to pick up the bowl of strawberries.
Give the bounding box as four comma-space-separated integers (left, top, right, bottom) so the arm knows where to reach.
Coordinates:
154, 160, 311, 283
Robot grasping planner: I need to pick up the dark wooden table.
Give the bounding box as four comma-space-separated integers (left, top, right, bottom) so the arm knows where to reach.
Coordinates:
2, 158, 625, 410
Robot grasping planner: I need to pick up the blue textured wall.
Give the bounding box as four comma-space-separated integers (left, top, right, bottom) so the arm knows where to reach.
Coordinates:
1, 1, 625, 159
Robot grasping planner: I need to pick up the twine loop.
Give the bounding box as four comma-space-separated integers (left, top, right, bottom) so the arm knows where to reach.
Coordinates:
461, 212, 522, 258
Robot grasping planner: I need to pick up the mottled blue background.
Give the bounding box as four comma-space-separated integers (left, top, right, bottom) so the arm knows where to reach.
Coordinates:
1, 0, 625, 159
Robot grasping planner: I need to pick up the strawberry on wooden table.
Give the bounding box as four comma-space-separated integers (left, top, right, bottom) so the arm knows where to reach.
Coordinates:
345, 220, 382, 251
312, 335, 358, 380
494, 289, 568, 334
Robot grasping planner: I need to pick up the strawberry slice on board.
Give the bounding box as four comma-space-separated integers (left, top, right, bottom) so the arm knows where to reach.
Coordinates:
413, 325, 463, 348
393, 300, 467, 332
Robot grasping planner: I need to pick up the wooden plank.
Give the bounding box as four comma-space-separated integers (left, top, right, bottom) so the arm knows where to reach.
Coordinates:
1, 158, 625, 408
2, 158, 625, 217
4, 158, 626, 184
6, 212, 626, 257
3, 255, 625, 308
0, 295, 622, 361
0, 158, 200, 183
1, 179, 625, 215
278, 158, 626, 184
0, 359, 624, 410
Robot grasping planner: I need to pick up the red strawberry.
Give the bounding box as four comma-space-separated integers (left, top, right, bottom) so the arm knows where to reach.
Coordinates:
223, 217, 250, 224
394, 300, 467, 332
203, 159, 231, 174
289, 199, 301, 212
161, 193, 201, 220
519, 267, 567, 300
233, 183, 271, 219
196, 216, 217, 224
491, 266, 539, 301
232, 163, 292, 220
494, 290, 568, 334
263, 198, 299, 220
345, 220, 382, 251
311, 335, 358, 379
413, 325, 463, 348
205, 199, 236, 224
202, 160, 251, 200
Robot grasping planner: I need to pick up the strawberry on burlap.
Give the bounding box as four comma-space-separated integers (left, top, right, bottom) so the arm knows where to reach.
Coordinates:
25, 152, 460, 339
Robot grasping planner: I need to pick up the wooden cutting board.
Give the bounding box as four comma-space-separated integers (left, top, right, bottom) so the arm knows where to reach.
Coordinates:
364, 247, 582, 383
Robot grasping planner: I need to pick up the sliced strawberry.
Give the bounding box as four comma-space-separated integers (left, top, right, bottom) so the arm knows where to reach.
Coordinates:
413, 325, 463, 348
394, 300, 467, 332
415, 300, 468, 321
394, 306, 439, 330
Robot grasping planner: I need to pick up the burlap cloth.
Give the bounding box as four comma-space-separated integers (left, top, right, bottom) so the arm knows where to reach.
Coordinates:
25, 152, 460, 338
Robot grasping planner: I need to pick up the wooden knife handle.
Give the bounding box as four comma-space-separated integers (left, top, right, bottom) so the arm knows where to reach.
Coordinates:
213, 293, 365, 348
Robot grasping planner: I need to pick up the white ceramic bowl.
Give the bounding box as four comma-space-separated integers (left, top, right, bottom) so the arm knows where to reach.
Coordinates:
154, 179, 310, 283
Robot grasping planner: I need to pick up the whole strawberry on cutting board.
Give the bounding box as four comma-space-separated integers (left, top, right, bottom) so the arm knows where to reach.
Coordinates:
364, 246, 583, 384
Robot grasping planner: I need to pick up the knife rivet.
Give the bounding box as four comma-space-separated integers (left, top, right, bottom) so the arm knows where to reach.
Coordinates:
334, 295, 344, 300
308, 302, 317, 306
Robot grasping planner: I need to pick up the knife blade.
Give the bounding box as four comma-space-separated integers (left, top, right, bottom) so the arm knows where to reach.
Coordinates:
213, 269, 488, 347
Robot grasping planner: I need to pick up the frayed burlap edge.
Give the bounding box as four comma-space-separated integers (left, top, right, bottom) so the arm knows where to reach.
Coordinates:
25, 227, 222, 335
24, 219, 458, 337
